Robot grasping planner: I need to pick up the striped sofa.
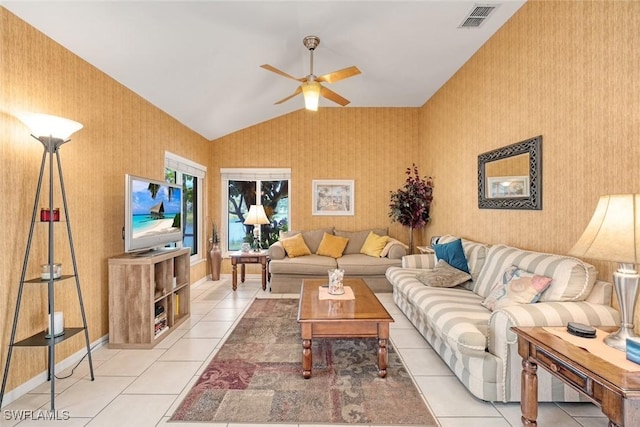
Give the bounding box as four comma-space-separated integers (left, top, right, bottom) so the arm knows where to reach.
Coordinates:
386, 235, 620, 403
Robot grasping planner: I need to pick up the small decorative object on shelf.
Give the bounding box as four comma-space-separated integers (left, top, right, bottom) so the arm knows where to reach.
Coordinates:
40, 263, 61, 280
45, 312, 64, 338
40, 208, 60, 221
241, 242, 251, 252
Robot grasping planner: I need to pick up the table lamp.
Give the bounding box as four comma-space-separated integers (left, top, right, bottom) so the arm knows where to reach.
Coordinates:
243, 205, 269, 250
568, 194, 640, 351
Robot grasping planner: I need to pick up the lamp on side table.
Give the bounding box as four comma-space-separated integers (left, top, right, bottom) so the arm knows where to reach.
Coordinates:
568, 194, 640, 351
244, 205, 270, 250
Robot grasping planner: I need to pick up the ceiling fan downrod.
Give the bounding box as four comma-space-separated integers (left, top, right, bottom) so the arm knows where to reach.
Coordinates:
303, 35, 320, 79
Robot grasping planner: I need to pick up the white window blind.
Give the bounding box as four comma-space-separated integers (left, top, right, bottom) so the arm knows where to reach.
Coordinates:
220, 168, 290, 181
165, 151, 206, 179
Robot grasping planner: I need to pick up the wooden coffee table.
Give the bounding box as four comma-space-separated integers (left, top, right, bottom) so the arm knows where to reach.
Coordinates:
297, 278, 394, 379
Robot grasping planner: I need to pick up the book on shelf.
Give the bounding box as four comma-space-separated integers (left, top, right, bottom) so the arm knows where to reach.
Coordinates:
174, 294, 180, 316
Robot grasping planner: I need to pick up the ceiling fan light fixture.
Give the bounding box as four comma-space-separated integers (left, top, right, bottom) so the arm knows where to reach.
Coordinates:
302, 81, 321, 111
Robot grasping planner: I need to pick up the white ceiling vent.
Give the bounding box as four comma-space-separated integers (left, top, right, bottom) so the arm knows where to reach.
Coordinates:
459, 4, 499, 28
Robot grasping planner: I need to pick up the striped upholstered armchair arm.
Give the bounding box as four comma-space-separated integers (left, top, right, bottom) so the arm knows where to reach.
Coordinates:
401, 254, 436, 269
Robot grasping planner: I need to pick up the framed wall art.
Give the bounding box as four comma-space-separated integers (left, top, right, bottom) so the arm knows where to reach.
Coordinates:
312, 180, 354, 216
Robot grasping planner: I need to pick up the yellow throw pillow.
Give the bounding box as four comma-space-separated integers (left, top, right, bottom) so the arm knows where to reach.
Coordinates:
316, 233, 349, 258
360, 231, 389, 257
280, 233, 311, 258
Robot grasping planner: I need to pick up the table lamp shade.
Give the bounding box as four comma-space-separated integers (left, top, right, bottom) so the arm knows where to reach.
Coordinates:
243, 205, 269, 225
568, 194, 640, 264
16, 112, 83, 140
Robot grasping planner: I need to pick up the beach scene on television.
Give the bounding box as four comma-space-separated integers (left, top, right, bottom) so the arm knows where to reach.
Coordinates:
131, 180, 181, 239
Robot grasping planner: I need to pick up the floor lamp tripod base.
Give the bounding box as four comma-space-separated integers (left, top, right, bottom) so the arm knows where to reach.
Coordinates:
605, 265, 639, 351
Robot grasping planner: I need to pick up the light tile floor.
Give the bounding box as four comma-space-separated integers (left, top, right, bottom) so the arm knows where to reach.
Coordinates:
0, 278, 609, 426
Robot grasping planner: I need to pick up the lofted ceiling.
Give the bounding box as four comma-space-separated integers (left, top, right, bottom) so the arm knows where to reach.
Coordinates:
3, 1, 526, 140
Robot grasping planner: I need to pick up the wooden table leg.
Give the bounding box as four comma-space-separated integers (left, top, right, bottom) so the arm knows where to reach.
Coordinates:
521, 358, 538, 426
301, 324, 312, 379
377, 322, 389, 378
261, 257, 267, 290
240, 264, 246, 283
231, 258, 238, 291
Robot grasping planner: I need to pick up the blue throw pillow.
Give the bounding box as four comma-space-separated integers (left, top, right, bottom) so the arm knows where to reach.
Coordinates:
433, 239, 469, 273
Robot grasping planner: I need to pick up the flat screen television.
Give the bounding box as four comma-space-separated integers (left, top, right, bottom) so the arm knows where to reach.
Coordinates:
124, 174, 183, 253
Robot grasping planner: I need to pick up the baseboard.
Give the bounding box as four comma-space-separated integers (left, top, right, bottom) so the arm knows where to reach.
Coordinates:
1, 333, 109, 408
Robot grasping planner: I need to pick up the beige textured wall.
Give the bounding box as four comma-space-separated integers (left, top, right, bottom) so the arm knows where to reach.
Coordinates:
212, 108, 422, 273
419, 1, 639, 324
1, 8, 211, 392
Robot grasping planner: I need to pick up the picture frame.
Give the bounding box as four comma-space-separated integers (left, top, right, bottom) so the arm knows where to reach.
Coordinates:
312, 180, 355, 216
487, 176, 530, 199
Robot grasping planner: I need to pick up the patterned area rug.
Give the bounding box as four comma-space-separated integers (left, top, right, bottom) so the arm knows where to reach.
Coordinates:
171, 298, 437, 425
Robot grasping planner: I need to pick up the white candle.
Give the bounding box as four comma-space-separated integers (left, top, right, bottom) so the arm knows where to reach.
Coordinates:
47, 312, 64, 337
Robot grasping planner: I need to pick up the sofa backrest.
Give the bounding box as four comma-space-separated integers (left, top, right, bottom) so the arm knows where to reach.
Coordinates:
474, 244, 597, 302
335, 228, 388, 255
280, 227, 334, 254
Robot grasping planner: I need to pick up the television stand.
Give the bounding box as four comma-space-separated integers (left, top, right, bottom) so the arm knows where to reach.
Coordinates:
108, 247, 190, 348
132, 247, 180, 257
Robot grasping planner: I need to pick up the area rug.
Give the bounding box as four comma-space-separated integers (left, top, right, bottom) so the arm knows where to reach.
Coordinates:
170, 298, 437, 425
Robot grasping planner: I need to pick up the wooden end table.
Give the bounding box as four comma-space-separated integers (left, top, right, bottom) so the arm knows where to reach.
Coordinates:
512, 326, 640, 427
229, 250, 269, 291
297, 278, 394, 379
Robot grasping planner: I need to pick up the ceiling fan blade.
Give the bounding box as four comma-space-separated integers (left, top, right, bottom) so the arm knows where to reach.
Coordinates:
260, 64, 305, 81
320, 85, 350, 106
274, 86, 303, 105
316, 66, 361, 84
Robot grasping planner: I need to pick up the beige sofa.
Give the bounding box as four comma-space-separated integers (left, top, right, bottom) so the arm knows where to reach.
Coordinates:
386, 234, 620, 403
268, 227, 408, 293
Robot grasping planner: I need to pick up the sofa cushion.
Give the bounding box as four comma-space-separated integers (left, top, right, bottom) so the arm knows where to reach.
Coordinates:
474, 244, 597, 302
392, 273, 489, 357
282, 227, 334, 253
268, 241, 286, 260
335, 228, 388, 255
434, 238, 469, 273
360, 231, 389, 257
280, 233, 311, 258
316, 232, 349, 258
269, 254, 338, 275
417, 260, 472, 288
337, 253, 400, 275
436, 235, 489, 283
481, 266, 553, 311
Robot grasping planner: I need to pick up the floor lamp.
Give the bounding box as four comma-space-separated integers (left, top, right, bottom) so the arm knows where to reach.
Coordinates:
244, 205, 270, 250
568, 194, 640, 351
0, 113, 95, 410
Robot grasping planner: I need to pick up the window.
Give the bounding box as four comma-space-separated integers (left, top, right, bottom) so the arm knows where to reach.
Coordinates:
165, 152, 206, 260
221, 169, 290, 252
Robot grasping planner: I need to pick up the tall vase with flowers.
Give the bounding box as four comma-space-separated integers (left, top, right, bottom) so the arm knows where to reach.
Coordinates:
389, 164, 434, 254
209, 221, 222, 280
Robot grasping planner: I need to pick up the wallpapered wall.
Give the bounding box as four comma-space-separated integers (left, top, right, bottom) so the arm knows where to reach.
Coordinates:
2, 0, 639, 399
419, 1, 640, 324
1, 8, 212, 392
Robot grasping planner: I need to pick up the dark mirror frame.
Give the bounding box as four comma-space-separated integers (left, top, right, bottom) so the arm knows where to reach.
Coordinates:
478, 135, 542, 210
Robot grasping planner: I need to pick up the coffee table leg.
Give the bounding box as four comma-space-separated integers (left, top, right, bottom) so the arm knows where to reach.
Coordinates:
521, 358, 538, 426
301, 324, 312, 379
377, 323, 389, 378
240, 264, 246, 283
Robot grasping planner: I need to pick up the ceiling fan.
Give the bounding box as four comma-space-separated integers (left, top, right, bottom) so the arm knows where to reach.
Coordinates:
261, 35, 361, 111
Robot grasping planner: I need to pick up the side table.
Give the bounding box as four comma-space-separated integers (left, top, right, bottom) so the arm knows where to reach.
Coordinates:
512, 326, 640, 427
229, 250, 270, 291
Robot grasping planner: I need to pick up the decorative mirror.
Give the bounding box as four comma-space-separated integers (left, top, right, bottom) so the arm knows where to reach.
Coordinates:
478, 135, 542, 210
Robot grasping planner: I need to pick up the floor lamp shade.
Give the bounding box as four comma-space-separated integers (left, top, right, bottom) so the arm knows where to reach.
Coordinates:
568, 194, 640, 350
16, 112, 83, 141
